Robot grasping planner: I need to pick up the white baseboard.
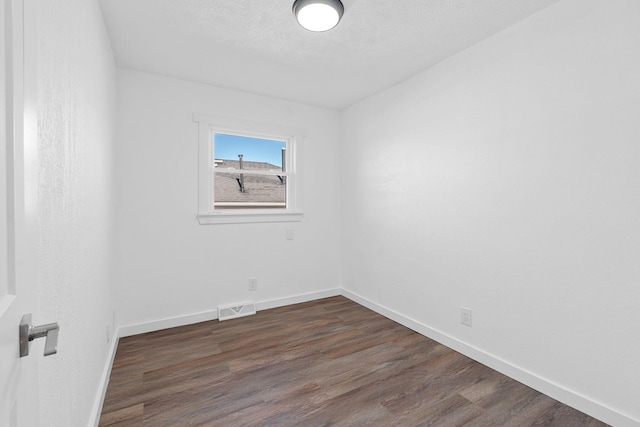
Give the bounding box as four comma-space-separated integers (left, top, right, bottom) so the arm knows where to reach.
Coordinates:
117, 288, 341, 338
340, 288, 639, 427
256, 288, 341, 311
88, 333, 119, 427
119, 309, 219, 337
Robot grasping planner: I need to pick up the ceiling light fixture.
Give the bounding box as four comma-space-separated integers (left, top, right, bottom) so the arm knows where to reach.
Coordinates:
292, 0, 344, 32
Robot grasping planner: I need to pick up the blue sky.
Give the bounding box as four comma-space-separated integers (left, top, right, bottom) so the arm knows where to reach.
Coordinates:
214, 133, 285, 167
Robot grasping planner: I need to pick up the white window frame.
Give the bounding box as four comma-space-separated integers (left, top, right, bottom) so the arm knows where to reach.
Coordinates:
194, 113, 304, 224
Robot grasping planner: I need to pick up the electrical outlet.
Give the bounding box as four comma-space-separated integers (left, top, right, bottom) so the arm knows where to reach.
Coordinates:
460, 307, 472, 327
285, 228, 294, 240
248, 277, 258, 291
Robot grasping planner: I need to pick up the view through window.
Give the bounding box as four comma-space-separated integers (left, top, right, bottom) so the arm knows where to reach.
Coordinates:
213, 133, 287, 210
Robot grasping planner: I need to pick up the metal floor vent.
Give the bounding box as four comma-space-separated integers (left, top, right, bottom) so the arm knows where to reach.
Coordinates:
218, 301, 256, 321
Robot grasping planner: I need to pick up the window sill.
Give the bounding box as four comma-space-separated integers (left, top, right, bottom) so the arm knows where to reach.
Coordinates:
197, 211, 303, 225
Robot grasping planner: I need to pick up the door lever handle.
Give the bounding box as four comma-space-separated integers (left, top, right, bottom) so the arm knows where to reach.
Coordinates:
19, 314, 60, 357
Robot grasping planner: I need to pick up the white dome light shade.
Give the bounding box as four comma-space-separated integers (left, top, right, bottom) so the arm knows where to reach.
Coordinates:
293, 0, 344, 32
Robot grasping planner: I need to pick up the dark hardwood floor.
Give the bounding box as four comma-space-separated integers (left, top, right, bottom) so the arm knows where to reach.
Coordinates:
99, 296, 608, 426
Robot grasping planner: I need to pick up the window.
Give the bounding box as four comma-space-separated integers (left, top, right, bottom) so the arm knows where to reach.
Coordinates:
195, 114, 304, 224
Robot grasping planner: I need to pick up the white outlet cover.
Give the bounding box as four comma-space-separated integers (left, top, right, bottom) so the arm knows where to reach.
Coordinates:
461, 307, 472, 327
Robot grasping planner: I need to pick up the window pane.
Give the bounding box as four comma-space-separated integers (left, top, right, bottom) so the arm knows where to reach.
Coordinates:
214, 171, 286, 210
214, 133, 286, 172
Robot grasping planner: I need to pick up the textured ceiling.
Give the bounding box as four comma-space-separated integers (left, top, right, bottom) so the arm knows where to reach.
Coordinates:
99, 0, 560, 110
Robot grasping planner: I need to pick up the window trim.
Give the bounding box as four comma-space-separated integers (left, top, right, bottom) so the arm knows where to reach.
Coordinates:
194, 113, 304, 224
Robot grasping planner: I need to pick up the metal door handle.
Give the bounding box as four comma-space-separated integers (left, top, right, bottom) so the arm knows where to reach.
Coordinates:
19, 314, 60, 357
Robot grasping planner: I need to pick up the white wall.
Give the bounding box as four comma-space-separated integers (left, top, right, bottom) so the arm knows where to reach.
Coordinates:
341, 0, 640, 424
36, 0, 117, 425
113, 70, 341, 329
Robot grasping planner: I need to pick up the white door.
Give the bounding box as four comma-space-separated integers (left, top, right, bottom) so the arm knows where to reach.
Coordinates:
1, 0, 39, 425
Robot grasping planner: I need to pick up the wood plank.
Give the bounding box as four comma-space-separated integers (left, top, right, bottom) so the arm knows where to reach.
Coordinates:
99, 296, 609, 426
